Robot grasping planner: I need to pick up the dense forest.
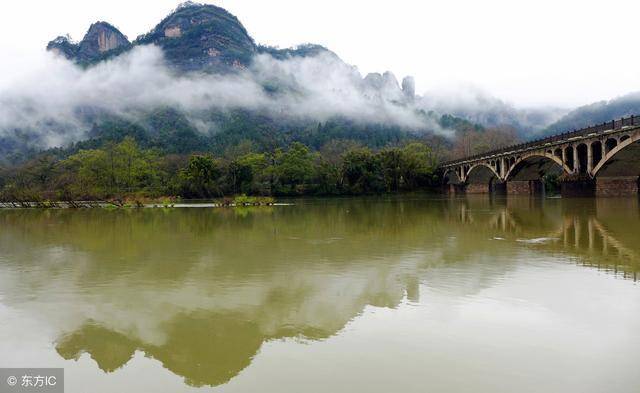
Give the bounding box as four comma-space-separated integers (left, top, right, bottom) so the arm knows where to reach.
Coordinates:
0, 138, 438, 202
0, 114, 520, 203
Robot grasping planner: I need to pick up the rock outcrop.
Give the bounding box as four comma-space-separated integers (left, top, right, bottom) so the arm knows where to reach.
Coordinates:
363, 71, 415, 102
47, 22, 130, 64
402, 76, 416, 102
46, 35, 78, 60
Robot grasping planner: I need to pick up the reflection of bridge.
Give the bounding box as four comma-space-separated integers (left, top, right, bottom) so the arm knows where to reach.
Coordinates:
441, 116, 640, 196
456, 200, 640, 281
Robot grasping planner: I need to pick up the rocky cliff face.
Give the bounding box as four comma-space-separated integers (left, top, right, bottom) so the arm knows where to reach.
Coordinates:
79, 22, 130, 61
47, 22, 130, 64
362, 72, 413, 103
402, 76, 416, 102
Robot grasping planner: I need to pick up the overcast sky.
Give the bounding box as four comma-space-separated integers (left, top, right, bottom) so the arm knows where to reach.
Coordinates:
1, 0, 638, 108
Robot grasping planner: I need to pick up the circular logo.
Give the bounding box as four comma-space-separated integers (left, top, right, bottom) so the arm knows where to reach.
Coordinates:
6, 375, 17, 386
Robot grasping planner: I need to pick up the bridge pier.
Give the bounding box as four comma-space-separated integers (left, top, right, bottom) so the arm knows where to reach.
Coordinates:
560, 177, 595, 197
595, 176, 639, 196
506, 180, 544, 196
466, 183, 490, 194
444, 183, 465, 194
465, 181, 506, 194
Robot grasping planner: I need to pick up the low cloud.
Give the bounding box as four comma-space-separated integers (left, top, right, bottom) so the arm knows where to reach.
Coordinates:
0, 45, 450, 150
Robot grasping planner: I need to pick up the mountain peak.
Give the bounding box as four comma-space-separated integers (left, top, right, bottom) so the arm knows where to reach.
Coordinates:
134, 2, 256, 72
47, 21, 129, 64
45, 3, 334, 73
79, 22, 129, 59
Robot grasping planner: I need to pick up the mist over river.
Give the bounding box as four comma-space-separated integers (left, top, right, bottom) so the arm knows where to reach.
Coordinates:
0, 195, 639, 393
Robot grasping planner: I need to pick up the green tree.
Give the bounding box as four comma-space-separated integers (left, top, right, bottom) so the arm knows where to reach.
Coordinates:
314, 159, 341, 195
62, 137, 162, 198
181, 154, 223, 198
341, 148, 384, 194
274, 143, 315, 194
400, 143, 436, 189
379, 148, 403, 192
238, 153, 270, 194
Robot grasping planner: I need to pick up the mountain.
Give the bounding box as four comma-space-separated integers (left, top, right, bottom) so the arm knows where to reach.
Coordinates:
47, 2, 349, 73
544, 92, 640, 135
0, 1, 483, 165
47, 2, 286, 73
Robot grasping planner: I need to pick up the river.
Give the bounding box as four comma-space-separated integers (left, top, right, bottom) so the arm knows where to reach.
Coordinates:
0, 195, 639, 392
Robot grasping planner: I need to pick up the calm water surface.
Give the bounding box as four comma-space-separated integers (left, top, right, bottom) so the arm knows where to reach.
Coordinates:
0, 196, 639, 393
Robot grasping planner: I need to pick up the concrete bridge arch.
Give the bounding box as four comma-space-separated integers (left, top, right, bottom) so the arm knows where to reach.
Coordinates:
465, 163, 504, 194
592, 132, 640, 176
439, 116, 640, 196
591, 132, 640, 195
504, 152, 571, 181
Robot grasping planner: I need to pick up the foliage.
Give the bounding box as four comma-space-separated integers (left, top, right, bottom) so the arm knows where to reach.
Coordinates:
61, 137, 163, 198
0, 138, 440, 201
273, 142, 315, 194
180, 154, 223, 198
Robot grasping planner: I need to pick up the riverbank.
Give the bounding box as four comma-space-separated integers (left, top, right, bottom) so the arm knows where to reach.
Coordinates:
0, 195, 276, 209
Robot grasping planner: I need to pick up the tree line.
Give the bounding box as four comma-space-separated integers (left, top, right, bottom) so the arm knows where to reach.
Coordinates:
0, 137, 440, 201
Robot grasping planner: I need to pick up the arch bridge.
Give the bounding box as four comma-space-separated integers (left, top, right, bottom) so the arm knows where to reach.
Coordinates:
441, 115, 640, 196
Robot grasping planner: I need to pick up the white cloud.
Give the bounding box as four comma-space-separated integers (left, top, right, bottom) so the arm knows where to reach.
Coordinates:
0, 45, 448, 148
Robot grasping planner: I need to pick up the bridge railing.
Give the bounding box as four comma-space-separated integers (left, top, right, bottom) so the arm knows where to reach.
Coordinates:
441, 115, 638, 166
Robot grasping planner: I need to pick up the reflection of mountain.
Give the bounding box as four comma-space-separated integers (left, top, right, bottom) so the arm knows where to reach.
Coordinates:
0, 197, 639, 387
57, 313, 263, 387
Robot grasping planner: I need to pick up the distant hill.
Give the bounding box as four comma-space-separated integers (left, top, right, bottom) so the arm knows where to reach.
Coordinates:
418, 87, 567, 137
544, 92, 640, 135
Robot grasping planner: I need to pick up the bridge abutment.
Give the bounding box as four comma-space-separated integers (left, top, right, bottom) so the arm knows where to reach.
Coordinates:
595, 176, 639, 196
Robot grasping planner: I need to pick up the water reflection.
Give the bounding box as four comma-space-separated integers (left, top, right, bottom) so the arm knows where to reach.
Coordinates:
450, 196, 640, 281
0, 196, 638, 389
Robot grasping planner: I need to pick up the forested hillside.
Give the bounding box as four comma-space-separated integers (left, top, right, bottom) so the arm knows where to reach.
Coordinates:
544, 92, 640, 135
